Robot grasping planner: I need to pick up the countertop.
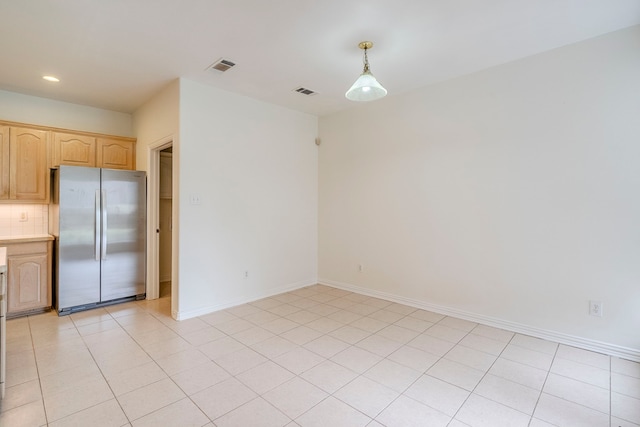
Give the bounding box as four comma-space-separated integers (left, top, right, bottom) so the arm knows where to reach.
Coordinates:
0, 235, 54, 245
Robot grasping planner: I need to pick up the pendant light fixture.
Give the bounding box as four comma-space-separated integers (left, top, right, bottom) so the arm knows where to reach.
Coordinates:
345, 41, 387, 102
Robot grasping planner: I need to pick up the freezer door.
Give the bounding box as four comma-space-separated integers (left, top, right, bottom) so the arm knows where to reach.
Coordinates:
56, 166, 102, 310
100, 169, 146, 302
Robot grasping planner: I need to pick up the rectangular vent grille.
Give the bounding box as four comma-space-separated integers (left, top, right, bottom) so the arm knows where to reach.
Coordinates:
209, 59, 236, 73
294, 87, 317, 96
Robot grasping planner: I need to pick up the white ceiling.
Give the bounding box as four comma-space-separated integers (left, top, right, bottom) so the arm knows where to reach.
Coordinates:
1, 0, 639, 117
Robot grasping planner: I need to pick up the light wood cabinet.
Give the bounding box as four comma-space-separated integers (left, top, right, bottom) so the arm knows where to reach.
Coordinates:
52, 132, 96, 167
0, 126, 49, 203
5, 240, 52, 317
97, 138, 135, 170
0, 127, 9, 199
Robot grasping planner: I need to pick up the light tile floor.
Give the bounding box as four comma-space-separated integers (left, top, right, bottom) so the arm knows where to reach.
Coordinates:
1, 284, 639, 427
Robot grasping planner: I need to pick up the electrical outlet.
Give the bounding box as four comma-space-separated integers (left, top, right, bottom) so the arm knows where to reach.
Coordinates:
589, 300, 603, 317
189, 194, 202, 205
358, 264, 363, 273
19, 212, 28, 222
244, 270, 249, 279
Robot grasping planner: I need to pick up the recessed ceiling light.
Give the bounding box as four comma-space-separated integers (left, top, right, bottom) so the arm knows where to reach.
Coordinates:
42, 75, 60, 82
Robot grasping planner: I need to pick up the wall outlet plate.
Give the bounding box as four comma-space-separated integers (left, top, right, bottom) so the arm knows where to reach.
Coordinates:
589, 300, 603, 317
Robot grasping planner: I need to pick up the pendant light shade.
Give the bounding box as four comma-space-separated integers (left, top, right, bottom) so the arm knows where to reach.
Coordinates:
345, 41, 387, 102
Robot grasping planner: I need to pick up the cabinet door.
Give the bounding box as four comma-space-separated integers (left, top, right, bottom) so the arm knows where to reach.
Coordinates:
0, 126, 8, 199
52, 132, 96, 167
7, 253, 49, 314
97, 138, 135, 170
9, 127, 49, 202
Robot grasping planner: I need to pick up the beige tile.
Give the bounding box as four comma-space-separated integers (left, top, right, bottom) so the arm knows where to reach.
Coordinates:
191, 377, 257, 420
356, 334, 403, 357
438, 317, 477, 332
5, 349, 38, 387
214, 318, 255, 335
393, 316, 434, 333
76, 319, 121, 337
280, 325, 323, 345
349, 316, 388, 333
43, 374, 114, 422
49, 399, 128, 427
180, 325, 226, 346
556, 344, 610, 369
458, 333, 508, 356
131, 398, 209, 427
335, 376, 399, 418
470, 324, 514, 342
409, 309, 445, 323
213, 347, 268, 376
611, 417, 640, 427
376, 324, 420, 344
345, 303, 380, 316
0, 379, 42, 413
0, 399, 47, 427
40, 362, 103, 397
331, 346, 382, 374
613, 372, 640, 399
489, 358, 548, 390
236, 361, 295, 394
445, 344, 497, 372
534, 393, 609, 427
199, 310, 238, 326
543, 373, 609, 413
456, 394, 530, 427
304, 316, 343, 333
501, 343, 554, 370
231, 326, 276, 346
612, 357, 640, 379
198, 336, 246, 360
263, 377, 328, 419
326, 309, 362, 324
70, 308, 113, 327
306, 303, 341, 317
376, 395, 450, 427
511, 334, 558, 355
260, 317, 299, 334
251, 335, 299, 359
273, 347, 326, 375
304, 335, 350, 358
242, 309, 281, 325
104, 361, 168, 396
296, 396, 372, 427
35, 344, 96, 377
551, 357, 609, 389
140, 335, 193, 360
226, 303, 262, 317
474, 374, 540, 414
387, 345, 440, 372
285, 309, 321, 325
427, 358, 485, 391
384, 302, 416, 315
424, 324, 468, 343
407, 333, 456, 357
300, 360, 358, 394
214, 397, 290, 427
405, 374, 469, 416
367, 309, 405, 324
117, 378, 185, 421
329, 325, 371, 344
612, 392, 640, 425
364, 359, 422, 393
250, 297, 284, 310
171, 360, 231, 395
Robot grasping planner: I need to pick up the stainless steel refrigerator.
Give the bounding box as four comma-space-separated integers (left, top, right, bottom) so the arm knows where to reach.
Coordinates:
50, 166, 146, 315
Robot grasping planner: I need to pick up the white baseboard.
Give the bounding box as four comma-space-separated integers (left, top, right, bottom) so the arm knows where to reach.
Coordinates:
174, 278, 317, 321
319, 278, 640, 362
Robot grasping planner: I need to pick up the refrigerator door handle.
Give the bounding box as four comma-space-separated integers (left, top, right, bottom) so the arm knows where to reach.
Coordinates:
95, 190, 101, 261
101, 190, 108, 260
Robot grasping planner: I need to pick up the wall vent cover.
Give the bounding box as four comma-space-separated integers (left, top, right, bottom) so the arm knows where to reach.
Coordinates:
208, 58, 236, 73
294, 87, 318, 96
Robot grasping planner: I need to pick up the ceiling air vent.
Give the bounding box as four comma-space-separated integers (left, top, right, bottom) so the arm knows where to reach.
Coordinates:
294, 87, 318, 96
208, 58, 236, 73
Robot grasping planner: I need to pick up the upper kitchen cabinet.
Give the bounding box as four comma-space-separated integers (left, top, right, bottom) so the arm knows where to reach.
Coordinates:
52, 132, 96, 167
97, 137, 135, 170
0, 126, 49, 203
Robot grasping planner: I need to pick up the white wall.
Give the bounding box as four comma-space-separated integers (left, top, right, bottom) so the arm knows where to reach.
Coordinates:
0, 89, 133, 136
177, 79, 318, 318
319, 26, 640, 356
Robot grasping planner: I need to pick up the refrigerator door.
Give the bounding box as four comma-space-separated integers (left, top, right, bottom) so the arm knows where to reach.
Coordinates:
100, 169, 146, 302
56, 166, 102, 310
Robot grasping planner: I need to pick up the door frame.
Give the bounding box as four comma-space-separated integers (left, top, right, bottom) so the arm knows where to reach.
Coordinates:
146, 136, 178, 318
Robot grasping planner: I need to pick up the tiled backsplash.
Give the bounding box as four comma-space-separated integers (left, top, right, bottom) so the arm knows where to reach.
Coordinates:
0, 204, 49, 236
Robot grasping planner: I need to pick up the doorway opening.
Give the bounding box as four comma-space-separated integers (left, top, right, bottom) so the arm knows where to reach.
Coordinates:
158, 147, 173, 298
